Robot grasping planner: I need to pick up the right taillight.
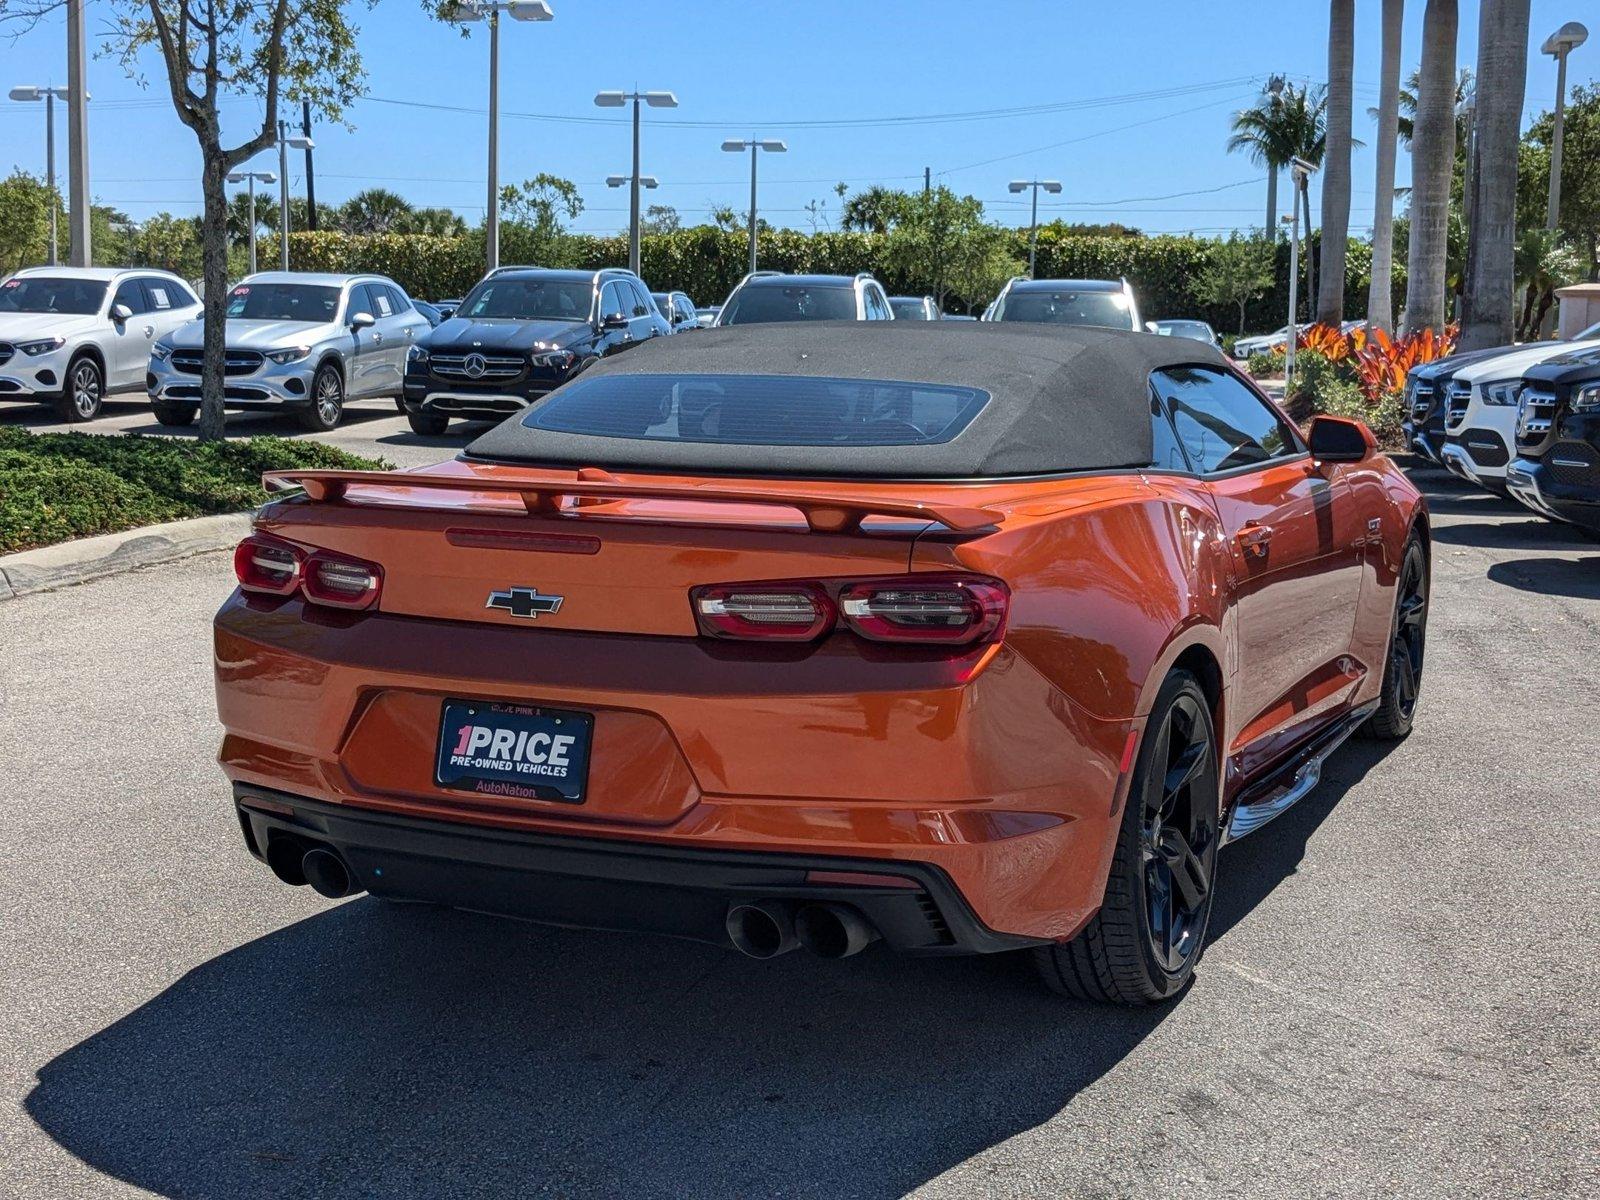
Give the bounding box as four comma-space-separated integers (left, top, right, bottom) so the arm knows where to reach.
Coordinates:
233, 533, 383, 612
839, 575, 1009, 645
233, 533, 303, 596
690, 574, 1008, 647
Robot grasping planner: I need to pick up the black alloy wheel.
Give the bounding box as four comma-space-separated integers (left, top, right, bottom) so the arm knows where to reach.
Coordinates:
1036, 670, 1220, 1005
1363, 535, 1428, 740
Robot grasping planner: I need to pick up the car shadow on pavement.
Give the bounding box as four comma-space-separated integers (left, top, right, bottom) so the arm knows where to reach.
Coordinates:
1485, 556, 1600, 600
25, 899, 1178, 1199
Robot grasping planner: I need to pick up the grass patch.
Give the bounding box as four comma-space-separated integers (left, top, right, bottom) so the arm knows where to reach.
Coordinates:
0, 427, 389, 555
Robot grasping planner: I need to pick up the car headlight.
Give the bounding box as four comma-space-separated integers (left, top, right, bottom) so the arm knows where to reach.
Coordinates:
530, 349, 576, 370
1575, 384, 1600, 413
1483, 382, 1521, 407
264, 345, 312, 365
406, 344, 429, 366
17, 337, 65, 357
151, 340, 174, 362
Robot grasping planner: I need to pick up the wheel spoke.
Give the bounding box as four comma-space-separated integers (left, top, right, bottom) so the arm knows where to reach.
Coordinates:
1163, 830, 1209, 912
1163, 739, 1208, 804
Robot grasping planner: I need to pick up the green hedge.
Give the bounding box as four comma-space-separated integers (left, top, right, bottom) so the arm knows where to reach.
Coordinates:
0, 427, 388, 554
287, 227, 1396, 332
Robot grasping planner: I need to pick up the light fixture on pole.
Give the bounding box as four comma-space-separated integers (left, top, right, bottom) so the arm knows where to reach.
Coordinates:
9, 84, 78, 265
721, 138, 786, 275
227, 169, 278, 275
596, 89, 679, 274
1008, 178, 1062, 277
1265, 74, 1286, 238
1541, 21, 1588, 231
1286, 155, 1318, 394
451, 1, 555, 272
275, 125, 314, 270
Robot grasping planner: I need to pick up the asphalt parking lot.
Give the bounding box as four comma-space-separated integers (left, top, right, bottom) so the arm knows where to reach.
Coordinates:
1, 461, 1596, 1199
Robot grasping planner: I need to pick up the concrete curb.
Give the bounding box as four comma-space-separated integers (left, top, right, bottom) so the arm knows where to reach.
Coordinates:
0, 512, 253, 602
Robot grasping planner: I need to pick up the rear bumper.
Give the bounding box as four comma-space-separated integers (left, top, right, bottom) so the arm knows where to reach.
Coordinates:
235, 784, 1043, 954
215, 593, 1136, 944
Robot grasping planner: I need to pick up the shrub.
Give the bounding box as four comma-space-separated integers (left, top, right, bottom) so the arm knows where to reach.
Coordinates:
0, 428, 387, 555
1304, 368, 1404, 448
1246, 351, 1282, 380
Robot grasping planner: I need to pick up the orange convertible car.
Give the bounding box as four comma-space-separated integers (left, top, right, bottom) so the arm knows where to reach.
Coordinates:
217, 323, 1428, 1004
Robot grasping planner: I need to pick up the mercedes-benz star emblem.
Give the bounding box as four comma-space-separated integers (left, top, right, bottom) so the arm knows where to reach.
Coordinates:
486, 587, 564, 620
463, 353, 488, 379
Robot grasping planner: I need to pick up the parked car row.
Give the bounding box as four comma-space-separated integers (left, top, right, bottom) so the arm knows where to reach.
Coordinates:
1402, 320, 1600, 540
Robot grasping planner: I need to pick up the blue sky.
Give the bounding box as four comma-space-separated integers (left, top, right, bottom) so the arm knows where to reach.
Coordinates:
1, 1, 1591, 239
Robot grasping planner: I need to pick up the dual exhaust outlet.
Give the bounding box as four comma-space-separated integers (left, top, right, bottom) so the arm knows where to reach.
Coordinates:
265, 836, 362, 900
725, 900, 880, 960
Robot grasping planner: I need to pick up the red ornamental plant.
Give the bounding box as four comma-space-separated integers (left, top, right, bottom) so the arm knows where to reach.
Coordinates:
1353, 324, 1458, 400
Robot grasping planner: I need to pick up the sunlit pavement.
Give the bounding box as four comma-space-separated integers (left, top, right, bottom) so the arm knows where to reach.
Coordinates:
0, 460, 1595, 1198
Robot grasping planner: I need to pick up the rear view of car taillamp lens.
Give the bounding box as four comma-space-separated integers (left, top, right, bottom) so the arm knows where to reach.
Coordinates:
233, 534, 303, 596
693, 583, 835, 641
302, 552, 383, 610
839, 576, 1009, 644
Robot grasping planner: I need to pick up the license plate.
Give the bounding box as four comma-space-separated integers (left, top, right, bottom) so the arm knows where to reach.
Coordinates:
435, 699, 592, 804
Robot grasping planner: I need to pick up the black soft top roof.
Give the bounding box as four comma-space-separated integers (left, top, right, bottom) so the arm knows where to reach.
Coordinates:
466, 321, 1229, 479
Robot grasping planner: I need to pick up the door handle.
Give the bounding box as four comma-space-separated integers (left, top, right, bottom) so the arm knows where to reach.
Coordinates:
373, 332, 384, 344
143, 325, 155, 337
1237, 523, 1274, 558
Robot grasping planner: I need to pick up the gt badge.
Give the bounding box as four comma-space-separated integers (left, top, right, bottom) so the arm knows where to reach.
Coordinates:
487, 587, 564, 619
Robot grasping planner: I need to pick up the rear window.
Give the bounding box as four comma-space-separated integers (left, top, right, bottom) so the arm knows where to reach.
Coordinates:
996, 288, 1133, 329
720, 285, 857, 325
523, 373, 988, 447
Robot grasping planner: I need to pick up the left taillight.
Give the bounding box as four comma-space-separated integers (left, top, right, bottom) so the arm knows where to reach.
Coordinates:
693, 582, 836, 641
233, 533, 383, 611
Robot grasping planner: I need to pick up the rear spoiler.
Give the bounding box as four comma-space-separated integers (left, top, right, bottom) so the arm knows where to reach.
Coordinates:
261, 469, 1002, 535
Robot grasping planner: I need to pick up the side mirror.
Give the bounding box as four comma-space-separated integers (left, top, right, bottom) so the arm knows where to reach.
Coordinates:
1308, 415, 1376, 463
601, 311, 629, 331
110, 303, 133, 323
1144, 321, 1159, 334
349, 311, 376, 330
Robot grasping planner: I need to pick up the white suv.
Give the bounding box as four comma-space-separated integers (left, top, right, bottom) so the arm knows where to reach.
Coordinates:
1442, 336, 1600, 495
0, 266, 202, 420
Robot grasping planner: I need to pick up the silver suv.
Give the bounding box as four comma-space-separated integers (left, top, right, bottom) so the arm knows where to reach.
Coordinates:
147, 271, 430, 430
0, 266, 202, 421
983, 277, 1142, 331
714, 272, 895, 325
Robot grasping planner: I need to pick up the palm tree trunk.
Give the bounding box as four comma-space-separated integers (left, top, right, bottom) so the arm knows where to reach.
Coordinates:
1265, 167, 1279, 238
1367, 0, 1404, 332
1460, 0, 1531, 351
1317, 0, 1355, 323
1402, 0, 1458, 335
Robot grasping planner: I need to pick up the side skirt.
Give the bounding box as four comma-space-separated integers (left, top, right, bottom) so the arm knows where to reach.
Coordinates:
1221, 701, 1379, 844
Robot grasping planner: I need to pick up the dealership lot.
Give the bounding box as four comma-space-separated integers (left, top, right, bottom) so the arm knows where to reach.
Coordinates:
0, 463, 1594, 1199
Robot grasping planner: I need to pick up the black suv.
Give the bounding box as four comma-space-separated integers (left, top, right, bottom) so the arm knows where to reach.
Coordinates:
1506, 342, 1600, 539
402, 267, 669, 435
715, 272, 894, 325
1400, 344, 1522, 464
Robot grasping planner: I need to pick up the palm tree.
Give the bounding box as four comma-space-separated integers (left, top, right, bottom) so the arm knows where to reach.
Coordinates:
1230, 82, 1326, 311
1367, 0, 1405, 333
1460, 0, 1531, 351
337, 188, 414, 235
1318, 0, 1356, 324
1514, 228, 1582, 339
1402, 0, 1459, 335
1228, 80, 1292, 234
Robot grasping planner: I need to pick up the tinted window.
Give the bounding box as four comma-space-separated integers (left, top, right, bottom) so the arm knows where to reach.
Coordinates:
345, 284, 375, 320
598, 281, 628, 320
461, 277, 593, 322
141, 279, 177, 311
891, 298, 932, 320
720, 284, 858, 325
1154, 366, 1300, 473
524, 373, 989, 447
1149, 392, 1191, 473
368, 286, 395, 318
628, 281, 653, 317
112, 279, 148, 316
0, 276, 107, 314
997, 288, 1134, 330
1156, 321, 1214, 343
380, 284, 411, 314
226, 282, 341, 322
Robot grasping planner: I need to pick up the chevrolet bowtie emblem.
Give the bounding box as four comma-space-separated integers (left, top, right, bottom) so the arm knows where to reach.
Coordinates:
486, 587, 564, 619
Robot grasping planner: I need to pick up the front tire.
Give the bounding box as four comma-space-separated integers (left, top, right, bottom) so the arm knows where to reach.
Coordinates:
406, 408, 450, 436
1361, 534, 1428, 741
53, 354, 104, 422
1035, 671, 1220, 1005
297, 363, 345, 432
151, 400, 198, 427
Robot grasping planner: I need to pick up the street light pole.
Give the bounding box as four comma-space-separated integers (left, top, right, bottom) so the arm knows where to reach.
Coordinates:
607, 172, 658, 259
65, 0, 90, 266
1007, 179, 1062, 277
1542, 22, 1589, 231
227, 170, 277, 275
9, 85, 76, 265
596, 89, 679, 275
721, 138, 787, 275
449, 2, 554, 272
1286, 156, 1318, 396
274, 125, 314, 270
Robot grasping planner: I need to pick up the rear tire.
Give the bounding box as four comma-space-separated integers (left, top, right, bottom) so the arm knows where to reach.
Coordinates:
53, 354, 104, 422
1034, 671, 1220, 1005
406, 408, 450, 436
151, 400, 198, 427
297, 363, 344, 432
1361, 534, 1429, 741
